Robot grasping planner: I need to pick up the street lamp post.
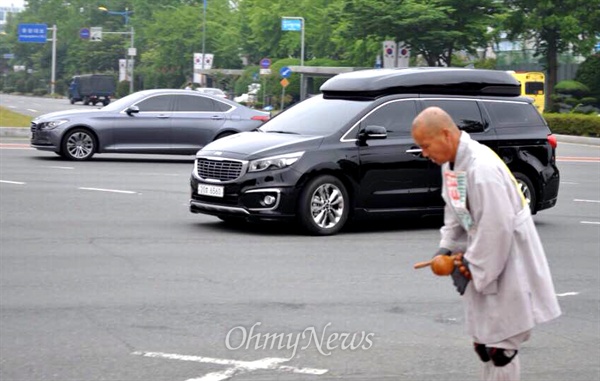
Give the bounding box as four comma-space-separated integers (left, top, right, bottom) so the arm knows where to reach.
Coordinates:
281, 16, 305, 100
201, 0, 207, 86
98, 6, 135, 94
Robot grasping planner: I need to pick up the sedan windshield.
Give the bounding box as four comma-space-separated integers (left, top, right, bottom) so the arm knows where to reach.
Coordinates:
101, 91, 153, 112
260, 95, 372, 136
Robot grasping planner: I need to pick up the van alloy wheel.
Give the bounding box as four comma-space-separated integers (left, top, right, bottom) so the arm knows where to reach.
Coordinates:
298, 175, 349, 235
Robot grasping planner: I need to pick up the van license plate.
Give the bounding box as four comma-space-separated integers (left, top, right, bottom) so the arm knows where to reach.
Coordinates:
198, 184, 224, 198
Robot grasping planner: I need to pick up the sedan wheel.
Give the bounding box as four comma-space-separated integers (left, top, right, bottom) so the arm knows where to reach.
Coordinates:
62, 129, 96, 160
298, 175, 349, 235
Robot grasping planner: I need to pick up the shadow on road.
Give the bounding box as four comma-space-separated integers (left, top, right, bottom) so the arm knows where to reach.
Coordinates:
194, 215, 443, 237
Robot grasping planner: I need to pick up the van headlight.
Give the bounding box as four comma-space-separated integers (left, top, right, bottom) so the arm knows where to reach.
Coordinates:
37, 120, 68, 130
248, 151, 304, 173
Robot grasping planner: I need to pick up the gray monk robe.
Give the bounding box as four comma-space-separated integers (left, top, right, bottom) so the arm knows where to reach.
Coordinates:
438, 132, 561, 344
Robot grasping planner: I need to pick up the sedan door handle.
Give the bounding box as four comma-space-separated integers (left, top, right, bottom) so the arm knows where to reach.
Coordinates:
211, 115, 224, 120
157, 114, 170, 119
406, 148, 422, 154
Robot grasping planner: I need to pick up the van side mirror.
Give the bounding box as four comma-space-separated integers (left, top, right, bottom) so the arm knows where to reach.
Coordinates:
358, 125, 388, 141
126, 106, 140, 116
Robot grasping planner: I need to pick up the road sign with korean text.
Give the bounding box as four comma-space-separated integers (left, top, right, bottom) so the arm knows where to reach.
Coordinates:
18, 23, 47, 43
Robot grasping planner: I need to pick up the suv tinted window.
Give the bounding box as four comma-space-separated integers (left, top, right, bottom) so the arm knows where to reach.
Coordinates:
261, 95, 371, 136
362, 100, 417, 138
136, 95, 173, 112
484, 101, 545, 128
175, 95, 217, 112
423, 99, 485, 133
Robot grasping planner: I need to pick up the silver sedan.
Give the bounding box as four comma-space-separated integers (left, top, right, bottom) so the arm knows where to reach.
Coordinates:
30, 89, 270, 160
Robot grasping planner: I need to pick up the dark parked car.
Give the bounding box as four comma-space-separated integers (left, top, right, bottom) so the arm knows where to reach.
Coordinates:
30, 89, 270, 160
189, 68, 560, 235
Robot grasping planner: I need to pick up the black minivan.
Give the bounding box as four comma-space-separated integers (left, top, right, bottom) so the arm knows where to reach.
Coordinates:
189, 68, 560, 235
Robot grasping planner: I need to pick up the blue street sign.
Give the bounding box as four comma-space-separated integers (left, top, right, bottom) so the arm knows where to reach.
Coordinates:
18, 23, 47, 43
79, 28, 90, 39
260, 58, 271, 69
282, 19, 302, 31
280, 66, 292, 78
595, 42, 600, 52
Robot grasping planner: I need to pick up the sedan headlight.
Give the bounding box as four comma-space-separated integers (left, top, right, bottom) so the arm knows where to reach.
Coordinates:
248, 151, 304, 173
36, 120, 68, 130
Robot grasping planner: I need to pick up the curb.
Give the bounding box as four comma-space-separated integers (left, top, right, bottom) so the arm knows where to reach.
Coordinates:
0, 127, 30, 138
0, 127, 599, 146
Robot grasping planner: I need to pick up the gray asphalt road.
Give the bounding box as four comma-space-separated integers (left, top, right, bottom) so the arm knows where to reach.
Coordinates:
0, 140, 599, 381
1, 93, 99, 118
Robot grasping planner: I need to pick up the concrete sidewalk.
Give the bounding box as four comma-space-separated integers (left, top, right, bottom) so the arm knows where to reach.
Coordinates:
1, 126, 599, 146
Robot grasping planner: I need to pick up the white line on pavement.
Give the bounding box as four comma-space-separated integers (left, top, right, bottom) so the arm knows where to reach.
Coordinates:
0, 180, 26, 185
556, 292, 580, 297
44, 166, 74, 170
581, 221, 600, 225
132, 351, 328, 381
560, 181, 579, 185
78, 187, 138, 194
574, 199, 600, 203
27, 108, 38, 113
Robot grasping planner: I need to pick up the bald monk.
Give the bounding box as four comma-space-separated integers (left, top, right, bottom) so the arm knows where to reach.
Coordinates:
411, 107, 561, 381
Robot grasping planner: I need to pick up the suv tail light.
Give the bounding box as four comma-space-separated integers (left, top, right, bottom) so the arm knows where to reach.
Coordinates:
252, 115, 270, 123
547, 134, 557, 149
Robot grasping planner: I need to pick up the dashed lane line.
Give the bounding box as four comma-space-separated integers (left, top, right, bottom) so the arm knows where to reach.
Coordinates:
574, 199, 600, 203
78, 187, 139, 195
556, 292, 580, 297
581, 221, 600, 225
0, 180, 26, 185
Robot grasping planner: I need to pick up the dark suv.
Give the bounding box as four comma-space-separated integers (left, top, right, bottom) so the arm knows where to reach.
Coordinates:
189, 68, 559, 235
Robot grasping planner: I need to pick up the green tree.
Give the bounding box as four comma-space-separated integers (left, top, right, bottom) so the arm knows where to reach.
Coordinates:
502, 0, 600, 110
341, 0, 502, 67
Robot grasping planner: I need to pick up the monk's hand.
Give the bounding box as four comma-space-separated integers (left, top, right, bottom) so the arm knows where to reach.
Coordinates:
451, 253, 471, 295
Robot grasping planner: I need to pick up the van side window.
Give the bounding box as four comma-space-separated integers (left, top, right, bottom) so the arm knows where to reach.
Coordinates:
362, 100, 417, 138
484, 101, 544, 128
423, 100, 485, 133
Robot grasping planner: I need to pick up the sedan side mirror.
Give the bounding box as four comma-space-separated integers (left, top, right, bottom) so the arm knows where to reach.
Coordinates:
126, 106, 140, 116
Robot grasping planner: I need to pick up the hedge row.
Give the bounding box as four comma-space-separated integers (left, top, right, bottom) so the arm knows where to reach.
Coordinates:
543, 113, 600, 137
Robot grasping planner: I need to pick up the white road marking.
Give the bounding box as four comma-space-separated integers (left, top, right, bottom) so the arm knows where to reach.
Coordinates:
0, 180, 26, 185
78, 187, 138, 194
556, 292, 579, 297
132, 351, 328, 381
557, 156, 600, 163
44, 166, 74, 170
27, 108, 38, 113
574, 199, 600, 203
581, 221, 600, 225
560, 181, 578, 185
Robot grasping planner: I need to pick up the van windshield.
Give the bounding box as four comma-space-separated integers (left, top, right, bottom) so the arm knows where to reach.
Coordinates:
259, 95, 372, 136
